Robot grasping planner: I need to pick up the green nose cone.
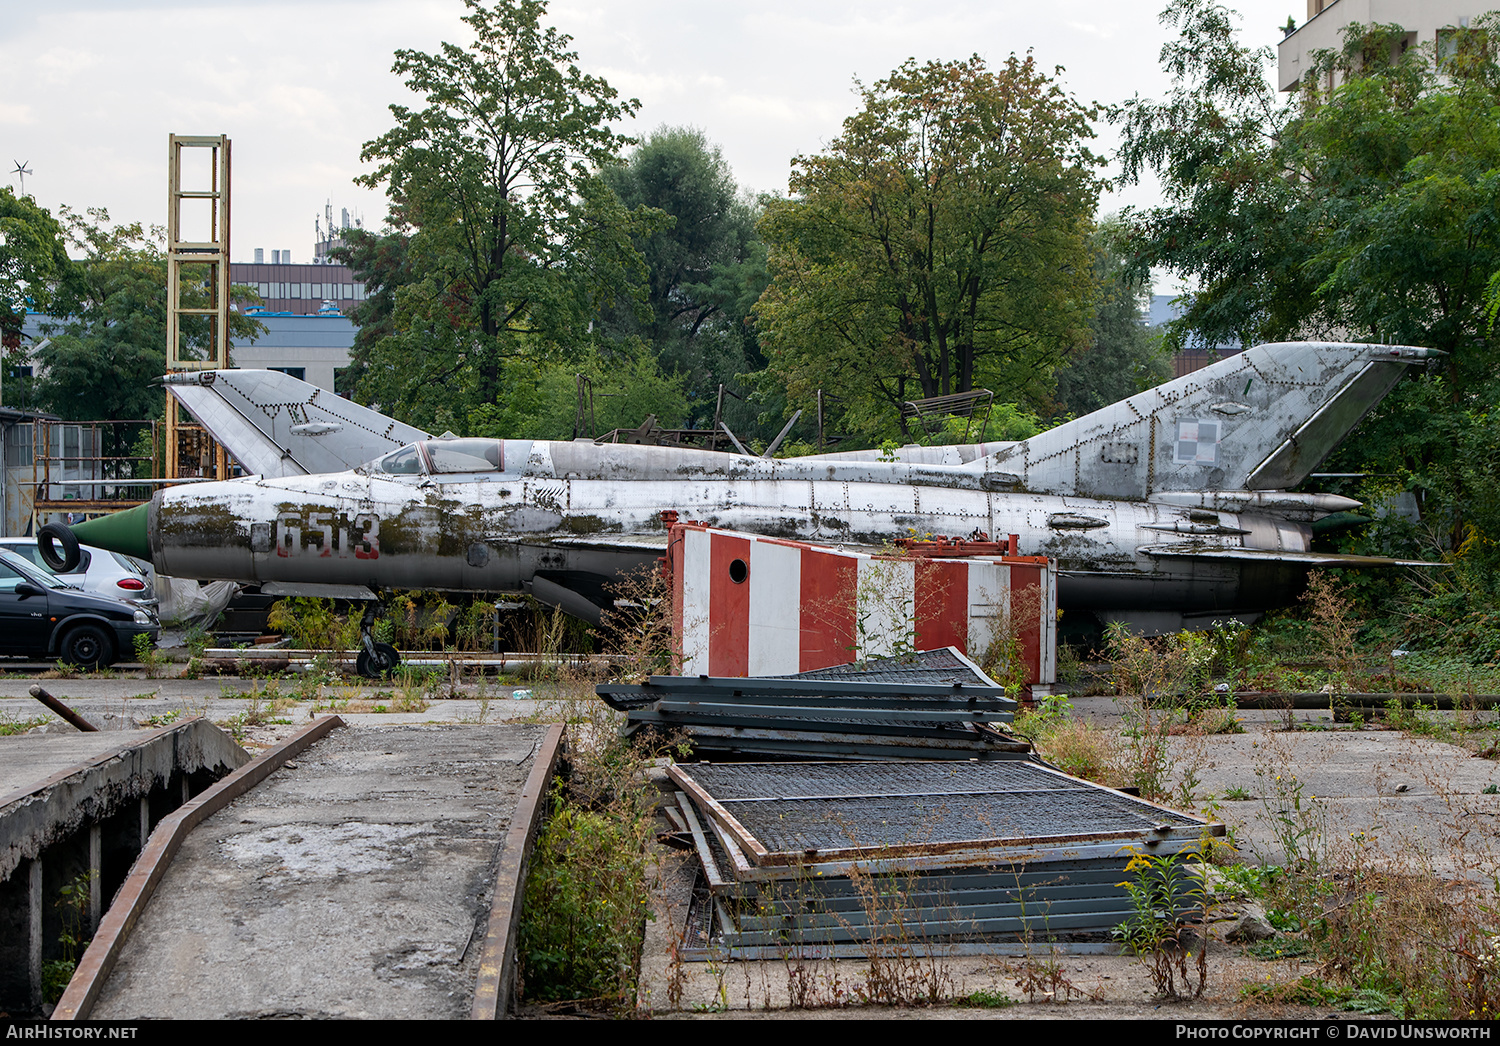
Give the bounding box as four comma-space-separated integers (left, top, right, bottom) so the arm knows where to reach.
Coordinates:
70, 503, 152, 563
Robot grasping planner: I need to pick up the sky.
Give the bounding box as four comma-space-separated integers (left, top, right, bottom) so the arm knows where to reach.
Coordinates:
0, 0, 1302, 285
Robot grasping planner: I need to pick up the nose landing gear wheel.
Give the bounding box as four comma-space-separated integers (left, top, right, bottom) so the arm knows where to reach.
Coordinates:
356, 641, 400, 679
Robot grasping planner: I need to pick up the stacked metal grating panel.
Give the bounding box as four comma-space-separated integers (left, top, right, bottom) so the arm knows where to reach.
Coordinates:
669, 760, 1224, 959
601, 647, 1033, 761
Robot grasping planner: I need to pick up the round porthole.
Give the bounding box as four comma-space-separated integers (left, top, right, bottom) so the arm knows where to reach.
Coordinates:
728, 558, 749, 584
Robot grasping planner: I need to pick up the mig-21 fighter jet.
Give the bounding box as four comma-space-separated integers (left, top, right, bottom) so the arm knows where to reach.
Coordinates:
38, 340, 1440, 669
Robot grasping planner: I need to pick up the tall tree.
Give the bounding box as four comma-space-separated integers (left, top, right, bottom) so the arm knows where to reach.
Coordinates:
0, 188, 74, 357
598, 127, 767, 421
1052, 221, 1171, 418
353, 0, 656, 429
37, 209, 263, 431
754, 55, 1102, 444
1117, 1, 1500, 562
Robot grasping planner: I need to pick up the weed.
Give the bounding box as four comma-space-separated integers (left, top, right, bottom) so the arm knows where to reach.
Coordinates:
132, 632, 169, 678
519, 782, 654, 1009
182, 624, 212, 659
220, 680, 292, 744
1012, 955, 1083, 1003
1012, 695, 1124, 787
41, 662, 81, 680
0, 711, 49, 735
954, 986, 1016, 1008
1223, 786, 1252, 801
595, 566, 678, 681
1114, 850, 1209, 999
1256, 768, 1325, 872
266, 597, 361, 651
1239, 973, 1349, 1007
142, 709, 183, 728
42, 870, 95, 1005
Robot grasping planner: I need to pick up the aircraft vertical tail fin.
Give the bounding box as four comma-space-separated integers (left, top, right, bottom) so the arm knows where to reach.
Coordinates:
974, 342, 1439, 498
163, 370, 430, 477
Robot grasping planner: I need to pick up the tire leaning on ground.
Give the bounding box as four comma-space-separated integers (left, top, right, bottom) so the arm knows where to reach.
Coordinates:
59, 624, 115, 670
37, 523, 81, 573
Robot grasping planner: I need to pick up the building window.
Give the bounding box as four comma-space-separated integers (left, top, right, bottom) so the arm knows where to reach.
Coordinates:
269, 367, 306, 381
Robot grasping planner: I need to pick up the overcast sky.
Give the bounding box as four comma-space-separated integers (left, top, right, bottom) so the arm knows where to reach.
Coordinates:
0, 0, 1300, 287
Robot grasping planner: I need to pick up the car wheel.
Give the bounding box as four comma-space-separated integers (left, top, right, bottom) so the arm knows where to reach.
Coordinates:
355, 642, 400, 679
60, 624, 114, 670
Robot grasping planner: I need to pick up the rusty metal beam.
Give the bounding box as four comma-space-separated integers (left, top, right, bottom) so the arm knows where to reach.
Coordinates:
51, 715, 345, 1022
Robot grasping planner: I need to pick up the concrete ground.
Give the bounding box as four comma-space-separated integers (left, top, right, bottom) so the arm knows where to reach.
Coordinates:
90, 721, 548, 1020
629, 695, 1500, 1020
6, 670, 1498, 1019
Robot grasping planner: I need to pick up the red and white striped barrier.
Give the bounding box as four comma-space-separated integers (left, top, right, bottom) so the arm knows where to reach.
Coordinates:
666, 522, 1056, 684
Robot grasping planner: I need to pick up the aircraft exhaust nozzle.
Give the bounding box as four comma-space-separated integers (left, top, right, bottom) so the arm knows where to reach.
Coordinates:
38, 503, 152, 572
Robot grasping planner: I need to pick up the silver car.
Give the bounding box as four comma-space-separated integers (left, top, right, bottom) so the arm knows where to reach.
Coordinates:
0, 537, 156, 606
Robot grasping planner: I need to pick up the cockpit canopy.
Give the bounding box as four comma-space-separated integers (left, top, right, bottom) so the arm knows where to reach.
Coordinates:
367, 439, 505, 476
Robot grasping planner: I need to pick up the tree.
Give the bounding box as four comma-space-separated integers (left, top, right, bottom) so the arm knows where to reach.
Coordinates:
598, 127, 768, 423
1117, 1, 1500, 566
328, 224, 411, 398
36, 209, 263, 439
353, 0, 654, 429
754, 55, 1102, 445
1052, 222, 1171, 418
0, 188, 74, 356
1118, 3, 1500, 371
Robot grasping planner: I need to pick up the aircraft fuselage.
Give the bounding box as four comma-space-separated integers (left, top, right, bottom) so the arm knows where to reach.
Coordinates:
141, 437, 1310, 621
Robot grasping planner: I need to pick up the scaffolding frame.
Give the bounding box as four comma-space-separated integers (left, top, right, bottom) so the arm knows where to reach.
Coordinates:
165, 134, 231, 481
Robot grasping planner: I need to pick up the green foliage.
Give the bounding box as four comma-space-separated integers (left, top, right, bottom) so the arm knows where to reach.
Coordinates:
466, 340, 688, 440
1120, 2, 1500, 563
352, 0, 657, 429
43, 870, 96, 1004
0, 711, 48, 736
32, 207, 263, 431
0, 186, 75, 366
755, 54, 1102, 446
1115, 849, 1208, 998
1052, 219, 1172, 417
598, 127, 769, 427
132, 631, 167, 679
954, 987, 1016, 1008
519, 783, 652, 1006
266, 598, 361, 651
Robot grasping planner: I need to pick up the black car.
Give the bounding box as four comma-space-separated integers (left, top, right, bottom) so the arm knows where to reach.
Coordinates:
0, 550, 160, 668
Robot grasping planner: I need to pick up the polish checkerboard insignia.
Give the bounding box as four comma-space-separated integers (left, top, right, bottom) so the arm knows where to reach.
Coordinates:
1174, 419, 1220, 465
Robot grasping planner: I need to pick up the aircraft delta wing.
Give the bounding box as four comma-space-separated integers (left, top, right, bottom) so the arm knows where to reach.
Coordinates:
45, 341, 1440, 636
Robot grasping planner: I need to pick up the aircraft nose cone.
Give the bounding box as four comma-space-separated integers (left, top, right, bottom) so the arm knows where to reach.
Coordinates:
69, 502, 153, 563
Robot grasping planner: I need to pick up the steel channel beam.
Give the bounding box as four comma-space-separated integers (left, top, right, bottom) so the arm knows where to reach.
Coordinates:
673, 738, 1033, 761
602, 686, 1016, 712
683, 940, 1122, 961
662, 726, 1031, 754
675, 792, 728, 892
637, 702, 1013, 724
637, 676, 1016, 702
471, 722, 566, 1021
734, 897, 1140, 933
738, 882, 1134, 921
52, 715, 346, 1022
722, 909, 1141, 946
632, 709, 1016, 734
698, 807, 1210, 881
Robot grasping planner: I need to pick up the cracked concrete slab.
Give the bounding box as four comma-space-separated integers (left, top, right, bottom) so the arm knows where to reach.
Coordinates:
90, 722, 548, 1020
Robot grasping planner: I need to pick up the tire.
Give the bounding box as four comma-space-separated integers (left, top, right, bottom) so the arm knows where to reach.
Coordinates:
355, 642, 400, 679
60, 624, 114, 670
38, 523, 80, 573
